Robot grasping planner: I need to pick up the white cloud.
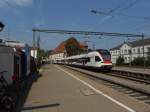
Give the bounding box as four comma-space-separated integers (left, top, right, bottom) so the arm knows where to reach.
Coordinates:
13, 0, 33, 6
0, 0, 33, 8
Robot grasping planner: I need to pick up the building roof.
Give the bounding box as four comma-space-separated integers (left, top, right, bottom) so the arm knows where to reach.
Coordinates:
53, 41, 66, 54
110, 38, 150, 51
53, 40, 88, 54
110, 44, 123, 50
79, 42, 88, 49
129, 38, 150, 47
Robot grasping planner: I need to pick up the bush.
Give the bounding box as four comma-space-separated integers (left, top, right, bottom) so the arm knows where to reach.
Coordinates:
116, 56, 124, 66
65, 37, 81, 56
146, 56, 150, 66
131, 57, 144, 66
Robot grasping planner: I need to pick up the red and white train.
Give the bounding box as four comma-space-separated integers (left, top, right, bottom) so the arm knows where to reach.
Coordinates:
57, 49, 112, 71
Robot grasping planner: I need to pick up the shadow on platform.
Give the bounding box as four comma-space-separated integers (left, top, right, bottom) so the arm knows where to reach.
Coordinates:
22, 103, 60, 111
15, 73, 42, 112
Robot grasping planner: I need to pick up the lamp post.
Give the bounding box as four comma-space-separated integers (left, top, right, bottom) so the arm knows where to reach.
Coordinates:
142, 34, 145, 68
33, 30, 36, 58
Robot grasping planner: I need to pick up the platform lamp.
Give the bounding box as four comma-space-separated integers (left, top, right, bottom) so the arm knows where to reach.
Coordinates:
0, 21, 5, 32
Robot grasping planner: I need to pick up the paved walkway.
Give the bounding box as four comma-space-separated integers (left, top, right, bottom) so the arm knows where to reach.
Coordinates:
21, 65, 132, 112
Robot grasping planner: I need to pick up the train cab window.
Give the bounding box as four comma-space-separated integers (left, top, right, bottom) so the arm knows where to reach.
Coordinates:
95, 56, 101, 62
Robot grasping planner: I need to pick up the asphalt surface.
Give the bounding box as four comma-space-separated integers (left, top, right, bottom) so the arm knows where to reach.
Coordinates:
21, 64, 139, 112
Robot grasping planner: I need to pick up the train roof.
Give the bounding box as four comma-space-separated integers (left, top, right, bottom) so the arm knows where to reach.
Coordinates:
66, 53, 87, 60
0, 45, 15, 53
63, 49, 110, 60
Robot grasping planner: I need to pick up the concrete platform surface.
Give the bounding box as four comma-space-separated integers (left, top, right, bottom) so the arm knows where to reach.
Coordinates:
21, 65, 136, 112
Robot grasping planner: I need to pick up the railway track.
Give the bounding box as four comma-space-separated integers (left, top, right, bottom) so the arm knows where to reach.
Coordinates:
61, 65, 150, 105
110, 70, 150, 84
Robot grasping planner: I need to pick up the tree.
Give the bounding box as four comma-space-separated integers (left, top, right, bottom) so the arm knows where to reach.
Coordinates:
37, 49, 52, 67
131, 57, 144, 66
145, 56, 150, 66
116, 56, 124, 66
0, 21, 5, 31
65, 37, 81, 56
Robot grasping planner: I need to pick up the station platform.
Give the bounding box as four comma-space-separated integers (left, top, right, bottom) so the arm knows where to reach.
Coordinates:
21, 65, 137, 112
113, 66, 150, 75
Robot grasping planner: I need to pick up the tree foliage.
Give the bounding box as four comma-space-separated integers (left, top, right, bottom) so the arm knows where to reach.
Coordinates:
116, 56, 124, 66
65, 37, 81, 56
146, 56, 150, 66
37, 49, 52, 62
131, 57, 144, 66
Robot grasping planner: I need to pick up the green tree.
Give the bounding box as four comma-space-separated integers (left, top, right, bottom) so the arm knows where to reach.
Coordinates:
65, 37, 81, 56
37, 49, 52, 67
146, 56, 150, 66
131, 57, 144, 66
116, 56, 124, 66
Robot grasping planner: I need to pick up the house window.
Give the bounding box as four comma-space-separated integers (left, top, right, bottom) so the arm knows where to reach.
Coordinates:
128, 49, 131, 54
147, 47, 150, 56
138, 48, 140, 53
140, 48, 143, 52
124, 50, 127, 54
133, 49, 135, 53
147, 47, 150, 52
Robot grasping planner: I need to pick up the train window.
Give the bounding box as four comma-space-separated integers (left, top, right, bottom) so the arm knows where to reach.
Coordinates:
86, 57, 90, 62
95, 56, 101, 62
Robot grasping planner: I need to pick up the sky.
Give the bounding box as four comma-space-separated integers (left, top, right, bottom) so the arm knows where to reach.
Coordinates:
0, 0, 150, 50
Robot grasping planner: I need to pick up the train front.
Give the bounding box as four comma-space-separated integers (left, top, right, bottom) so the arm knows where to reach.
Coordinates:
98, 49, 112, 71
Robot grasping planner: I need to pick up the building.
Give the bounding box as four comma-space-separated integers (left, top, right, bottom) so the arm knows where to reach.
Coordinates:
49, 38, 88, 63
110, 38, 150, 64
31, 47, 38, 59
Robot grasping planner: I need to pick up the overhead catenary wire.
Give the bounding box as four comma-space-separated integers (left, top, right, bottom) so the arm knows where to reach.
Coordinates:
90, 0, 144, 33
32, 29, 144, 38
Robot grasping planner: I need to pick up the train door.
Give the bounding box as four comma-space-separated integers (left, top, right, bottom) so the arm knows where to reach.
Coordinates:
89, 56, 95, 66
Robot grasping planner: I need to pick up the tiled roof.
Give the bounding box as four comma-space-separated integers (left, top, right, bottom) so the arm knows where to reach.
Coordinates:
110, 44, 123, 50
53, 41, 66, 54
53, 40, 88, 54
79, 42, 88, 49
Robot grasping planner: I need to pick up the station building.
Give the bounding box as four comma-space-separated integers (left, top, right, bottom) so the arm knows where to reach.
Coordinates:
110, 38, 150, 64
49, 38, 88, 63
30, 47, 38, 59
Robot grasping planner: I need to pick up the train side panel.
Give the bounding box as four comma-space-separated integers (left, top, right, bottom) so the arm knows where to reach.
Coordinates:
0, 53, 14, 85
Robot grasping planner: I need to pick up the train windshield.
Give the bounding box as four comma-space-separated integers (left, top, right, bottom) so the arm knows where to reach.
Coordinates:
98, 50, 111, 61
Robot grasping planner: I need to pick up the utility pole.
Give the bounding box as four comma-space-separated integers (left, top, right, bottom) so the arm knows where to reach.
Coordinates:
0, 21, 5, 32
33, 30, 36, 58
142, 34, 145, 68
92, 42, 95, 50
37, 34, 40, 49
